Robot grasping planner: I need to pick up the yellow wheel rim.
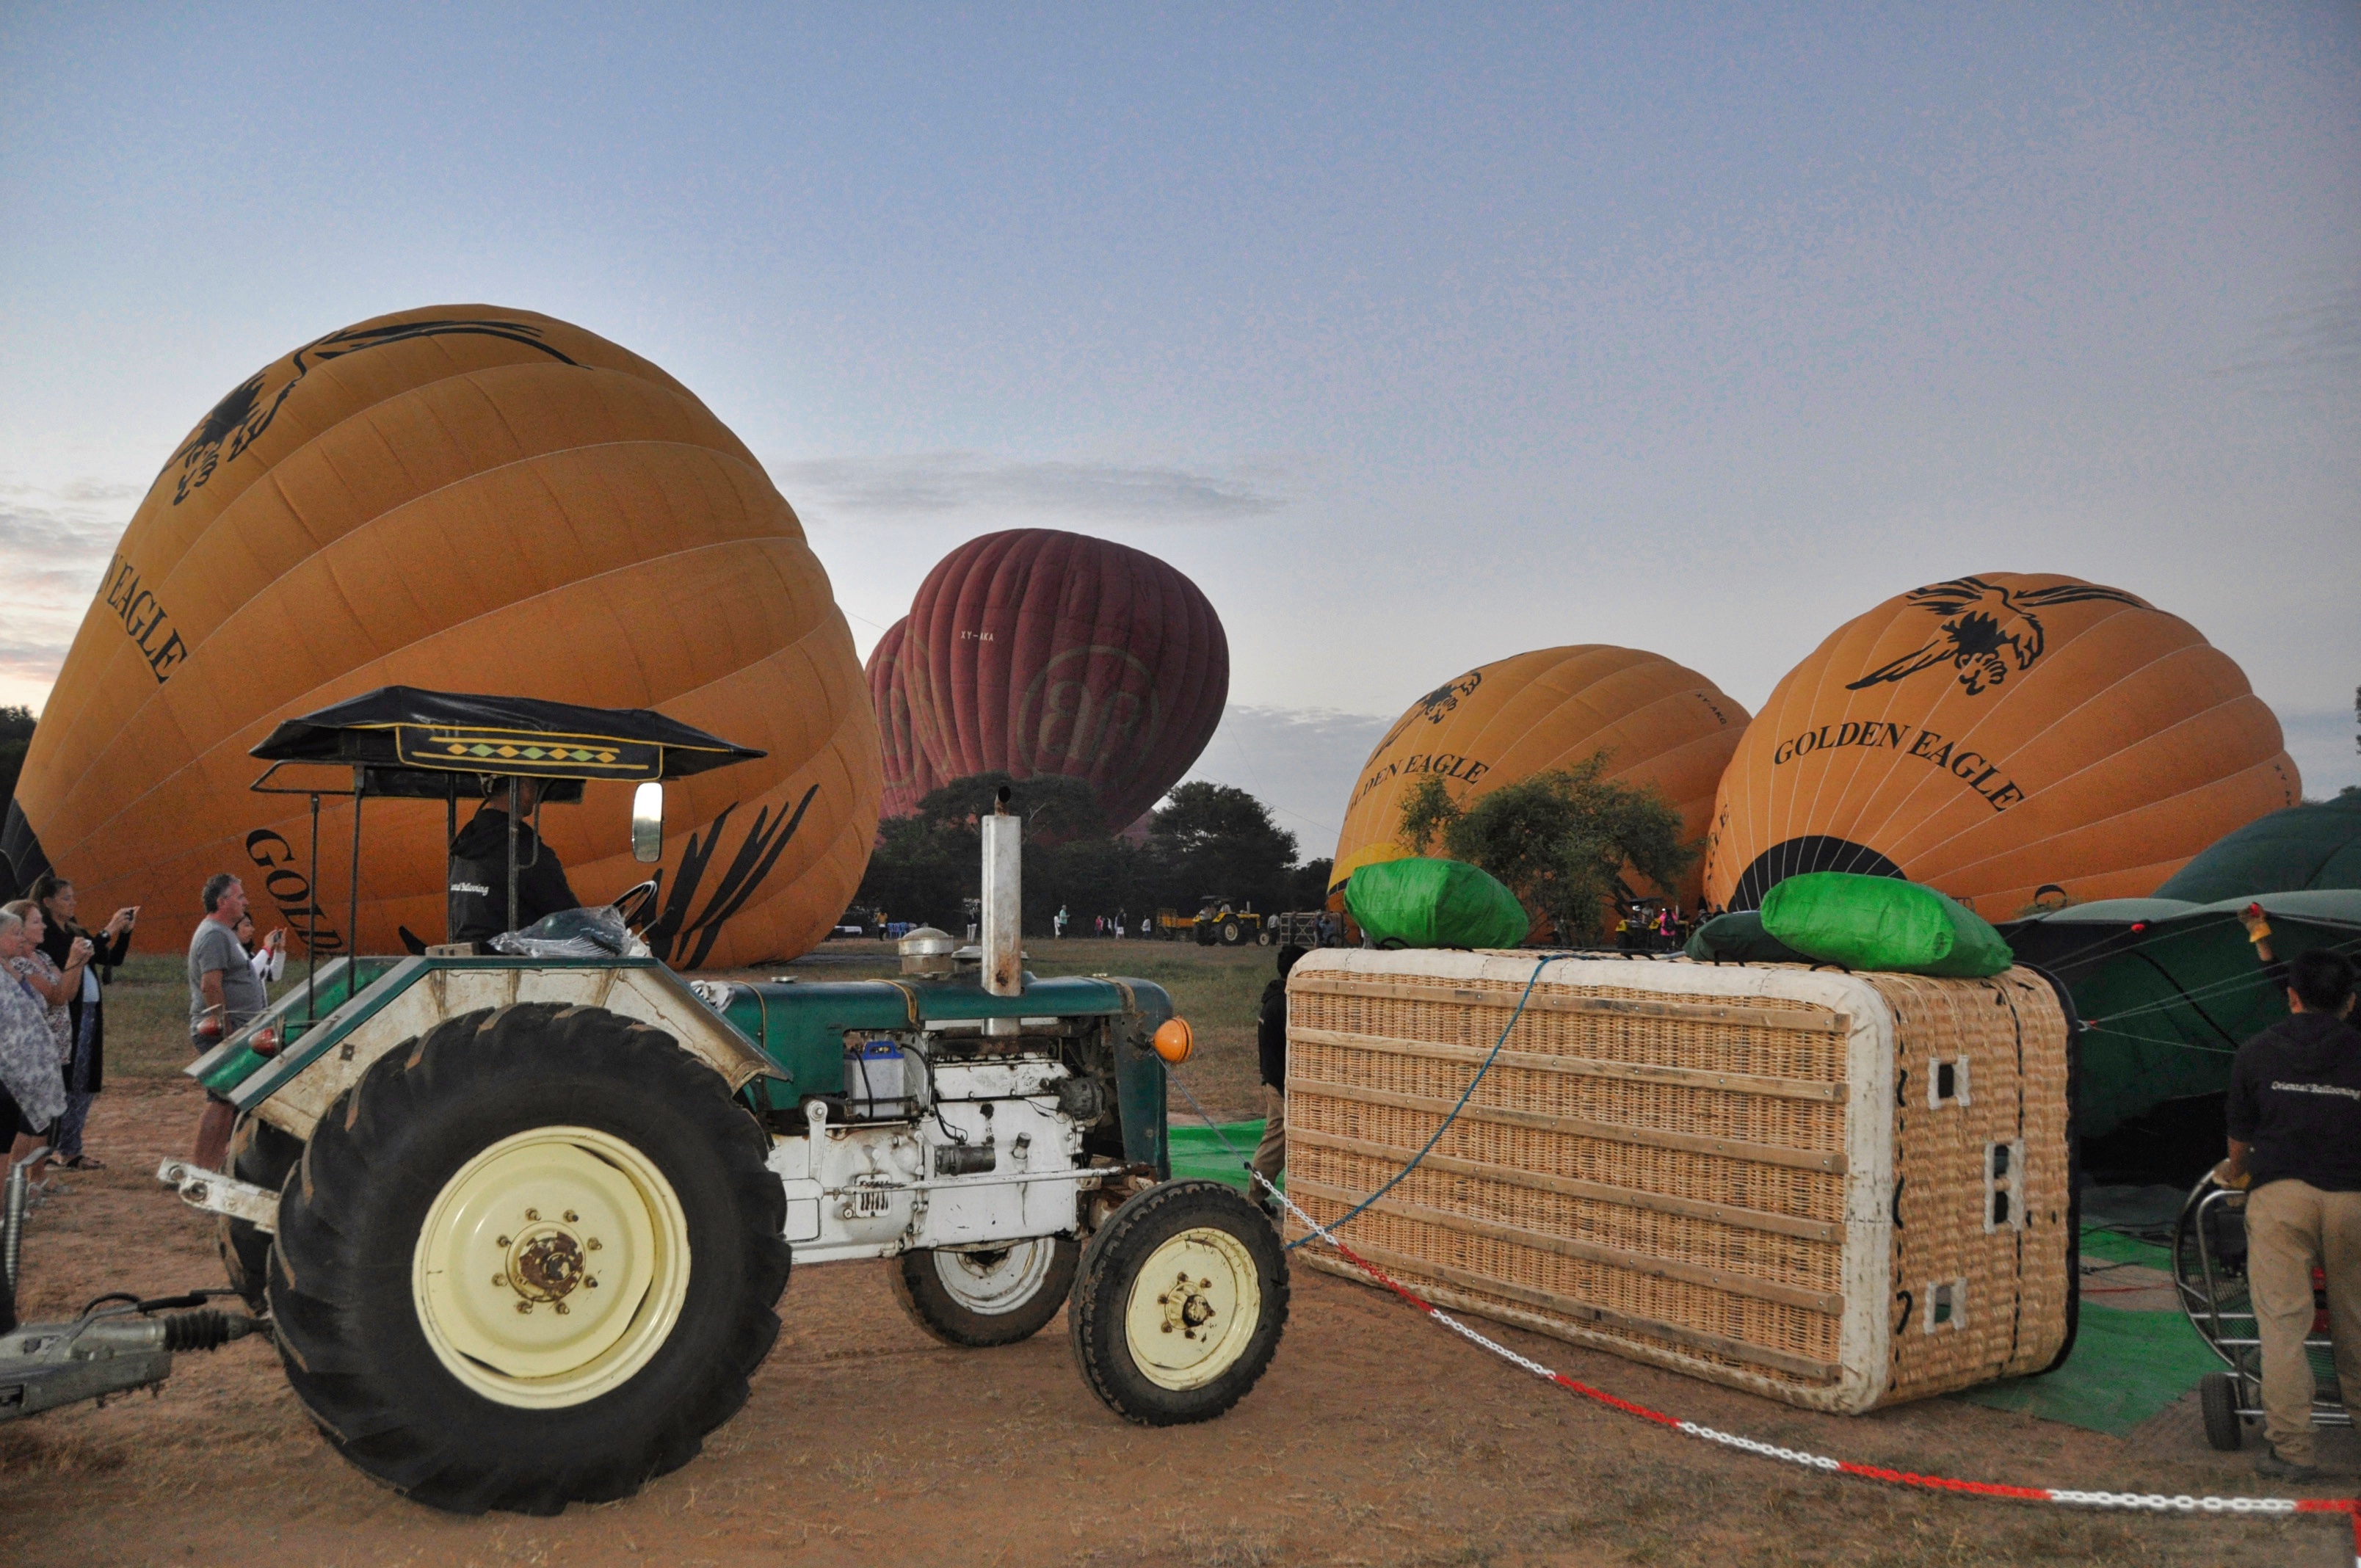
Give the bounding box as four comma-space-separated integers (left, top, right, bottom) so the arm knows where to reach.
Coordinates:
413, 1125, 690, 1409
1123, 1226, 1260, 1391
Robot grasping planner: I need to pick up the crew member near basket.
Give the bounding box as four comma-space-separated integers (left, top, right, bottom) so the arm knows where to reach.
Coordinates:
2212, 945, 2361, 1483
447, 777, 581, 948
1249, 943, 1307, 1218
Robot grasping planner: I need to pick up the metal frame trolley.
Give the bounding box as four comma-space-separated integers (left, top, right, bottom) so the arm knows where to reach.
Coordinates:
2175, 1174, 2352, 1451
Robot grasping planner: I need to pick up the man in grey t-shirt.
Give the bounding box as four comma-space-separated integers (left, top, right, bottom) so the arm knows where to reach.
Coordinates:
187, 873, 272, 1169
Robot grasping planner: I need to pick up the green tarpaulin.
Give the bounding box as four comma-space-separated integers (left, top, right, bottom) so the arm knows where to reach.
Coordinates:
1760, 871, 2013, 977
1684, 910, 1812, 965
2001, 888, 2361, 1137
1168, 1121, 1276, 1191
1951, 1230, 2218, 1436
1344, 856, 1531, 950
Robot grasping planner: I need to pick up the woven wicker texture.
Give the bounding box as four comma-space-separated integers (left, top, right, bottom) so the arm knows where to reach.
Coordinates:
1874, 970, 2072, 1403
1285, 957, 2072, 1412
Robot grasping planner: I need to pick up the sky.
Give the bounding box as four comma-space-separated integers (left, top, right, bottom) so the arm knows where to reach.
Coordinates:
3, 3, 2355, 854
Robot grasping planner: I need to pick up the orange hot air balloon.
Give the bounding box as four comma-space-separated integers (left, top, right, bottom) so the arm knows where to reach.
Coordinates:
866, 617, 939, 819
0, 305, 879, 968
1327, 646, 1750, 909
1703, 573, 2300, 917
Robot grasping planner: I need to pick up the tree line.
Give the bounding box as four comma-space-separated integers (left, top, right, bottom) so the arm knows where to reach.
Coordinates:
852, 773, 1330, 934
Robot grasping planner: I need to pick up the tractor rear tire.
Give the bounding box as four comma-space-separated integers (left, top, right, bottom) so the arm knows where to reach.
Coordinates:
1218, 919, 1244, 946
220, 1114, 303, 1313
268, 1002, 790, 1515
1069, 1180, 1287, 1426
892, 1238, 1081, 1347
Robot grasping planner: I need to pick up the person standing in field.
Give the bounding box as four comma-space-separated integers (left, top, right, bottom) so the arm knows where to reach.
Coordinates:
1249, 943, 1307, 1219
188, 874, 271, 1171
0, 907, 67, 1195
2213, 945, 2361, 1482
4, 897, 87, 1195
32, 875, 135, 1170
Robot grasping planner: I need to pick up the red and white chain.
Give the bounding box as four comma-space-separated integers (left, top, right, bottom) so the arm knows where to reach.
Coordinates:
1253, 1172, 2361, 1564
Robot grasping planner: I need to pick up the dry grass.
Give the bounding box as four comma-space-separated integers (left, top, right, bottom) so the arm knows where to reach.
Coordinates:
16, 944, 2341, 1567
93, 954, 203, 1081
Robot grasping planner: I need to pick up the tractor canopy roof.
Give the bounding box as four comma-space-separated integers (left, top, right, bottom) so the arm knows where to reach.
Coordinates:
250, 686, 765, 800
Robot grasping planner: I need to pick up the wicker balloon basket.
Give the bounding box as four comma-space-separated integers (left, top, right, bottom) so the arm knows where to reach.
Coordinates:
1283, 949, 2076, 1413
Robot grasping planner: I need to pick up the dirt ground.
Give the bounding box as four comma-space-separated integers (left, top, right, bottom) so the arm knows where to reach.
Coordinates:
6, 948, 2358, 1566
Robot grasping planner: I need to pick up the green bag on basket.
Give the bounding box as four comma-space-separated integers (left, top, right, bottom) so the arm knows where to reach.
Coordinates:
1758, 871, 2013, 978
1684, 910, 1813, 965
1344, 857, 1531, 950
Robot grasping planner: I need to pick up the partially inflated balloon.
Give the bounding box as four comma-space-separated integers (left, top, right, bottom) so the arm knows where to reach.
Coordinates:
1703, 573, 2298, 918
899, 529, 1227, 827
1327, 646, 1750, 908
0, 305, 879, 968
866, 617, 937, 819
2153, 795, 2361, 901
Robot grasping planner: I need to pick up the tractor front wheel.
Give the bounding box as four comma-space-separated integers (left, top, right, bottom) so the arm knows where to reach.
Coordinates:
1068, 1180, 1287, 1426
892, 1237, 1080, 1346
268, 1002, 789, 1515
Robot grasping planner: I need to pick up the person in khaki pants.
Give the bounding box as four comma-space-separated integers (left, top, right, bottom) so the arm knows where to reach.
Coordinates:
1248, 944, 1307, 1217
2215, 947, 2361, 1482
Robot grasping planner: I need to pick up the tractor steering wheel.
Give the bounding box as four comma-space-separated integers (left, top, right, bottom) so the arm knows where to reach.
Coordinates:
612, 879, 661, 932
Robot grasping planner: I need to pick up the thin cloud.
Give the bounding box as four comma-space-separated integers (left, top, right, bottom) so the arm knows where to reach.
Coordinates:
775, 452, 1285, 523
0, 505, 122, 557
0, 639, 76, 678
1173, 703, 1395, 847
0, 478, 134, 694
2216, 282, 2361, 401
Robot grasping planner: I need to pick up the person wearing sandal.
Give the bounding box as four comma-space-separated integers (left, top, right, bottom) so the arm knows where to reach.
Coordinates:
3, 898, 86, 1194
0, 907, 66, 1194
32, 875, 134, 1172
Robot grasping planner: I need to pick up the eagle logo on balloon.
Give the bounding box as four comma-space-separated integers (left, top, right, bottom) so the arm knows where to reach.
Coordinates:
1417, 672, 1482, 724
1847, 577, 2147, 697
161, 319, 579, 504
1374, 670, 1484, 752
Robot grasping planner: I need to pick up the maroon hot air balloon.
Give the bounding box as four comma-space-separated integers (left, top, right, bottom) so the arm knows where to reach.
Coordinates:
866, 618, 936, 818
901, 529, 1228, 826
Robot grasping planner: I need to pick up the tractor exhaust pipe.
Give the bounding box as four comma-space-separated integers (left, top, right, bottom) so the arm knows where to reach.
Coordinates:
981, 788, 1022, 1030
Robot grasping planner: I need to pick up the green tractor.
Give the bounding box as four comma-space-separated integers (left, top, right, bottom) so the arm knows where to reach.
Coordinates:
160, 689, 1288, 1515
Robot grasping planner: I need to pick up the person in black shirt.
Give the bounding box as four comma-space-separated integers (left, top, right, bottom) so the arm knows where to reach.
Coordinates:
448, 778, 582, 948
2214, 945, 2361, 1482
1247, 944, 1306, 1218
29, 874, 134, 1170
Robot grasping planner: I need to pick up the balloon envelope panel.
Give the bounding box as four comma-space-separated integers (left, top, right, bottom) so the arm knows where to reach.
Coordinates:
1703, 573, 2299, 918
866, 617, 936, 819
2153, 794, 2361, 902
899, 529, 1227, 827
3, 305, 879, 968
1327, 645, 1750, 908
